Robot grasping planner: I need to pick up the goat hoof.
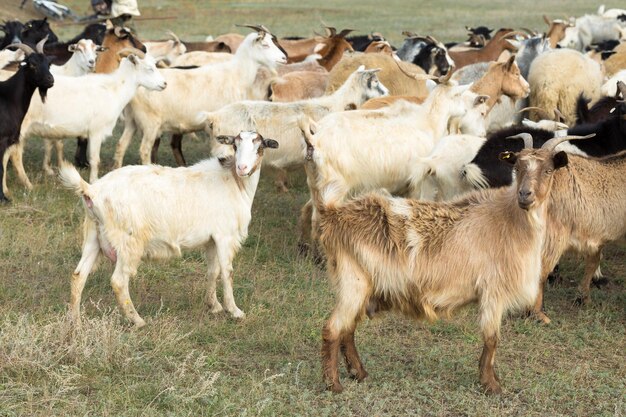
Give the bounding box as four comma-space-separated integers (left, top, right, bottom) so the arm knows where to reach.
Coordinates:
350, 370, 368, 382
133, 318, 146, 328
210, 303, 224, 314
327, 382, 344, 393
592, 277, 609, 288
230, 308, 245, 319
574, 295, 589, 306
481, 380, 502, 395
44, 168, 55, 176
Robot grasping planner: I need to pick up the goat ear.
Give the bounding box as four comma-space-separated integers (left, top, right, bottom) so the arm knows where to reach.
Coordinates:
127, 54, 139, 65
68, 44, 77, 52
499, 151, 517, 165
263, 139, 279, 149
474, 95, 489, 106
553, 151, 568, 169
356, 64, 366, 72
216, 135, 235, 145
505, 54, 515, 70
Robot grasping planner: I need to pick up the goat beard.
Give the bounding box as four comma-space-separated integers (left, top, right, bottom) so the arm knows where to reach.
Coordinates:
38, 87, 48, 103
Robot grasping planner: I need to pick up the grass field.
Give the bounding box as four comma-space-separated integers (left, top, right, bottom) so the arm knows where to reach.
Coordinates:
1, 1, 626, 416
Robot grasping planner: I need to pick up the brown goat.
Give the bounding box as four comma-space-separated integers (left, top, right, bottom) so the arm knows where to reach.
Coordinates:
531, 149, 626, 324
363, 40, 394, 57
269, 71, 329, 102
95, 25, 146, 74
360, 95, 424, 109
543, 15, 574, 48
182, 40, 232, 53
448, 29, 520, 69
303, 129, 582, 394
280, 27, 354, 65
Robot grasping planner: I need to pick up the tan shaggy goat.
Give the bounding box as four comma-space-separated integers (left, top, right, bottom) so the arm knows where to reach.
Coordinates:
301, 130, 588, 394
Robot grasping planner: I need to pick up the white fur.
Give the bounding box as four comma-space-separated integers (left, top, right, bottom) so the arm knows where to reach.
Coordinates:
601, 69, 626, 97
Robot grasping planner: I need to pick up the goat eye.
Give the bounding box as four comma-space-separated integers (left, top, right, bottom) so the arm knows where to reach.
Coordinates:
545, 169, 553, 174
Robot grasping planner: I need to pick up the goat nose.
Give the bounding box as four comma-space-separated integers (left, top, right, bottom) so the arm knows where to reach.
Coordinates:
237, 164, 248, 172
89, 59, 95, 65
518, 190, 532, 199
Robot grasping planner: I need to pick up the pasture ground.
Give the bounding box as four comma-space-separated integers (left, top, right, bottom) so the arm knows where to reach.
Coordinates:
1, 1, 625, 416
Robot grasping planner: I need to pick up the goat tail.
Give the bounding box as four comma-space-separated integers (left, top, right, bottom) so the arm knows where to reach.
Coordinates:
461, 163, 489, 190
59, 161, 92, 199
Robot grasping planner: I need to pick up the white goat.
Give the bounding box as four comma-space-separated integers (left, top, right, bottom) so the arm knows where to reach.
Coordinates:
196, 66, 389, 192
7, 53, 166, 192
144, 31, 187, 65
60, 131, 279, 327
38, 39, 105, 175
601, 69, 626, 97
558, 15, 625, 51
112, 29, 287, 168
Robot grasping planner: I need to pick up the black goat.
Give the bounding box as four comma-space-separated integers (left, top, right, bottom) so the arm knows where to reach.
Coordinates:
22, 18, 58, 47
0, 21, 25, 50
346, 33, 385, 51
576, 82, 625, 124
466, 25, 493, 40
0, 41, 54, 202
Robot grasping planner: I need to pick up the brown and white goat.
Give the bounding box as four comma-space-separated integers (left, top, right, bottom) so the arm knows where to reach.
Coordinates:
303, 131, 585, 394
279, 27, 354, 65
543, 16, 574, 48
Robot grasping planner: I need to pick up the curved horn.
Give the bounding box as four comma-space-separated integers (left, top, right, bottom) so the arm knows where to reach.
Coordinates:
617, 81, 626, 99
502, 31, 530, 40
394, 58, 439, 81
5, 42, 35, 56
517, 106, 553, 120
553, 108, 565, 122
542, 134, 595, 151
237, 24, 271, 36
166, 30, 181, 44
438, 65, 455, 83
35, 35, 48, 54
507, 133, 534, 149
324, 26, 337, 37
521, 27, 538, 36
338, 29, 355, 38
117, 47, 145, 59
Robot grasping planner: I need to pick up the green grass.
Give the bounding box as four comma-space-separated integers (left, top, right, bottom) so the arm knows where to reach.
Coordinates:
1, 1, 626, 416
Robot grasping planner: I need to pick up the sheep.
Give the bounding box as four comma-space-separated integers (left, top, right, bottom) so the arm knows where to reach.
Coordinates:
603, 49, 626, 77
326, 53, 431, 98
0, 41, 53, 202
60, 131, 279, 327
197, 66, 388, 192
527, 49, 603, 126
6, 51, 166, 192
302, 125, 584, 394
144, 31, 187, 65
112, 26, 287, 169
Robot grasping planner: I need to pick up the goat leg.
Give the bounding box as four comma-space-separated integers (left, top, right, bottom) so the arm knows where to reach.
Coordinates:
479, 333, 502, 394
170, 134, 186, 166
74, 138, 89, 168
151, 137, 161, 164
322, 323, 343, 393
574, 250, 602, 306
341, 330, 368, 381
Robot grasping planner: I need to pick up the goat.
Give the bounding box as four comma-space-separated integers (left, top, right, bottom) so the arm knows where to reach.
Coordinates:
326, 53, 432, 98
144, 31, 187, 65
94, 24, 146, 73
346, 32, 385, 51
213, 33, 244, 52
0, 20, 25, 50
302, 124, 582, 394
279, 27, 353, 64
269, 70, 329, 102
7, 51, 166, 192
604, 49, 626, 77
397, 34, 454, 76
60, 131, 279, 327
197, 66, 388, 192
543, 16, 575, 48
576, 82, 625, 124
448, 29, 521, 69
0, 41, 53, 202
558, 14, 625, 51
112, 26, 287, 169
601, 70, 626, 96
21, 17, 58, 47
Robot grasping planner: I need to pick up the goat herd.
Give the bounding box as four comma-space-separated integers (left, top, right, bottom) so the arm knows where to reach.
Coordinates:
1, 4, 625, 396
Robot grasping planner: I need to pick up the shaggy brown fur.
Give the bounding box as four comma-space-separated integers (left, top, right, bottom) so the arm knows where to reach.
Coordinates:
305, 134, 569, 394
531, 151, 626, 323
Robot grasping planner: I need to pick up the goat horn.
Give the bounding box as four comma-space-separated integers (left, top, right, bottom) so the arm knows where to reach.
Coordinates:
438, 65, 455, 83
543, 15, 551, 25
323, 26, 337, 37
542, 134, 595, 151
237, 24, 270, 34
402, 30, 418, 38
553, 108, 565, 122
5, 42, 35, 56
517, 106, 553, 120
394, 58, 439, 81
338, 29, 355, 38
502, 31, 529, 40
166, 30, 181, 44
35, 35, 48, 54
521, 27, 538, 36
117, 47, 145, 58
507, 133, 534, 149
